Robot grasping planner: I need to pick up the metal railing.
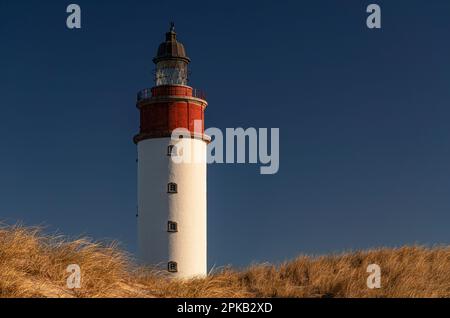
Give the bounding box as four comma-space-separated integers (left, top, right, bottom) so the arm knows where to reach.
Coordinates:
192, 88, 207, 100
137, 87, 206, 102
137, 88, 152, 102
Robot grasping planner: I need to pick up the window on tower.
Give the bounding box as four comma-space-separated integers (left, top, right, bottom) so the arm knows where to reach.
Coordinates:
168, 221, 178, 232
168, 261, 178, 273
167, 145, 175, 156
168, 183, 178, 194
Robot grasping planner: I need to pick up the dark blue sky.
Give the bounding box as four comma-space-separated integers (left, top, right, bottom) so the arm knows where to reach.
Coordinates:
1, 0, 449, 268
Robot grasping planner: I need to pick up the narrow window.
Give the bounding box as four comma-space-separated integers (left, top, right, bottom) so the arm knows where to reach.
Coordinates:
168, 261, 178, 273
167, 145, 175, 156
168, 183, 178, 194
167, 221, 178, 232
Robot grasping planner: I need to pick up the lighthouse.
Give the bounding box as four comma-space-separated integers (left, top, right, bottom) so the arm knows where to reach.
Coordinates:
134, 24, 208, 278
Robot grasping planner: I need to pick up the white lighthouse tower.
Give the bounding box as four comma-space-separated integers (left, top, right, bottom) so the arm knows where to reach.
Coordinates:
134, 24, 208, 278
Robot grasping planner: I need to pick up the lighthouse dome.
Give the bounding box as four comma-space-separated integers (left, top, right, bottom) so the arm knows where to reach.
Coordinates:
153, 24, 190, 64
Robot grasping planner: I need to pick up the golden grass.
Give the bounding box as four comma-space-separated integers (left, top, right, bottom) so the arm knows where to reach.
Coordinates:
0, 224, 448, 298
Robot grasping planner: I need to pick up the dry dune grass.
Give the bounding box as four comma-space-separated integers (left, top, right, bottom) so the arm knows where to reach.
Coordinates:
0, 224, 449, 298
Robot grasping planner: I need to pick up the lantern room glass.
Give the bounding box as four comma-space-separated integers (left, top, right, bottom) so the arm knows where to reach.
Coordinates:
155, 60, 189, 86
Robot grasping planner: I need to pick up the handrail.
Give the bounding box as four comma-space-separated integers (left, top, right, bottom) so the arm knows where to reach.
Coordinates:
192, 88, 207, 100
137, 87, 206, 102
137, 88, 152, 101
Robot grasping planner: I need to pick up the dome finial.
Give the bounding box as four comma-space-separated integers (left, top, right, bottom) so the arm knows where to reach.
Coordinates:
170, 22, 175, 33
